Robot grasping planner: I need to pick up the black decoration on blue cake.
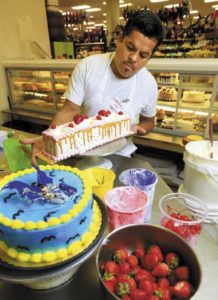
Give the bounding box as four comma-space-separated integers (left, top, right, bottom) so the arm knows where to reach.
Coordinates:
12, 209, 24, 220
3, 192, 16, 203
17, 245, 30, 251
79, 217, 87, 225
59, 178, 64, 183
2, 165, 79, 205
66, 233, 80, 244
49, 171, 55, 177
41, 235, 56, 244
0, 230, 4, 235
74, 194, 80, 204
43, 211, 57, 222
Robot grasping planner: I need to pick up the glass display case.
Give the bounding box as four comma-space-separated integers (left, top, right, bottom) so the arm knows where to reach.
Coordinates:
147, 59, 218, 140
3, 60, 80, 123
3, 58, 218, 140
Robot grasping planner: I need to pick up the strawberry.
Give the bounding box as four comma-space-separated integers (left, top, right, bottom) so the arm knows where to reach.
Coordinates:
68, 123, 74, 128
104, 261, 119, 275
98, 109, 108, 117
122, 295, 131, 300
154, 287, 171, 300
135, 269, 153, 282
139, 278, 155, 295
96, 115, 102, 120
158, 277, 170, 289
130, 265, 141, 277
74, 114, 84, 124
172, 281, 191, 299
165, 252, 180, 269
127, 255, 139, 268
145, 296, 159, 300
119, 262, 131, 274
107, 110, 111, 115
142, 253, 159, 270
133, 246, 145, 259
83, 114, 89, 119
148, 245, 163, 262
175, 266, 190, 281
132, 288, 147, 300
103, 273, 117, 293
117, 274, 137, 294
114, 248, 128, 264
115, 277, 134, 297
152, 262, 169, 277
118, 111, 124, 115
50, 124, 56, 129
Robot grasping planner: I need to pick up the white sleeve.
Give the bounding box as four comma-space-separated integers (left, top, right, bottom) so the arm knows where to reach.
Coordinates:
63, 60, 87, 106
141, 75, 158, 118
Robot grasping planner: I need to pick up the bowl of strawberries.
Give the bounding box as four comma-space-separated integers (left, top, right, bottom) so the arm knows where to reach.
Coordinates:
96, 224, 201, 300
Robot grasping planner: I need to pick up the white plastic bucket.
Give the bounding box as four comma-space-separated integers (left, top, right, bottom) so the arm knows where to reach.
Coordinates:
183, 140, 218, 210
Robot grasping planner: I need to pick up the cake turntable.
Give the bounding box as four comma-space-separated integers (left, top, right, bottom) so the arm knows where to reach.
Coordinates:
0, 196, 107, 290
76, 137, 128, 170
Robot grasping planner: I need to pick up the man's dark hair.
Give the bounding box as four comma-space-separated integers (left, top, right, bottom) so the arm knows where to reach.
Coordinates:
123, 9, 165, 52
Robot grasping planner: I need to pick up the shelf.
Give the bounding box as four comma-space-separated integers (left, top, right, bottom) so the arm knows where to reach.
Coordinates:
75, 42, 105, 46
2, 108, 53, 124
133, 132, 184, 154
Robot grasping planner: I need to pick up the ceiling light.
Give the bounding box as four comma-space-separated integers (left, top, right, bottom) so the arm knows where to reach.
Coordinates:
150, 0, 169, 3
119, 0, 125, 3
164, 4, 179, 8
193, 16, 199, 19
71, 5, 90, 10
212, 4, 218, 8
102, 1, 107, 5
120, 3, 133, 7
103, 13, 107, 16
190, 10, 199, 14
204, 0, 218, 2
86, 8, 101, 12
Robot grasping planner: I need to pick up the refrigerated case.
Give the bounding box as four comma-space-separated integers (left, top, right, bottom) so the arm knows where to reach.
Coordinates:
3, 60, 80, 124
2, 58, 218, 139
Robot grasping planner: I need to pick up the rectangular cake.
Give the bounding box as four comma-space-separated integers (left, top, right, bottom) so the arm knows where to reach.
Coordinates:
42, 110, 131, 162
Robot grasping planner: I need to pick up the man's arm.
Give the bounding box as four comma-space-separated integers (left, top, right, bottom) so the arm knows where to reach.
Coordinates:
132, 115, 155, 135
51, 100, 81, 125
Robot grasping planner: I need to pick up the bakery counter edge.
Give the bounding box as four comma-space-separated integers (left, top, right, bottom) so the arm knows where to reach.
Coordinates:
133, 132, 185, 154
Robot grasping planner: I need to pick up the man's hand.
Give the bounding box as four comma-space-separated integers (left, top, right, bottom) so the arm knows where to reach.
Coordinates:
20, 136, 43, 165
131, 125, 146, 135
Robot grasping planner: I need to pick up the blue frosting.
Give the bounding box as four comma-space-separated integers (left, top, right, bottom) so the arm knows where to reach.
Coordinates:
0, 199, 93, 253
0, 167, 94, 254
0, 169, 84, 222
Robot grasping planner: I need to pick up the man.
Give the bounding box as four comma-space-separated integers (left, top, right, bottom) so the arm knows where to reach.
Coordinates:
22, 9, 164, 164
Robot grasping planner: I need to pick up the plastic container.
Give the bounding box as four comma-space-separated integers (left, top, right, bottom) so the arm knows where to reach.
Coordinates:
159, 192, 208, 246
104, 186, 149, 231
119, 168, 158, 222
82, 167, 116, 201
183, 140, 218, 210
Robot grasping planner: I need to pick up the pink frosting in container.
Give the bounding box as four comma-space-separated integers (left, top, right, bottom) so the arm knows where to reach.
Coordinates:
104, 186, 148, 231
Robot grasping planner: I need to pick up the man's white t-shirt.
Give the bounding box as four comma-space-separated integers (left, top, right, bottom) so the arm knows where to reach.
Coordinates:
64, 52, 158, 156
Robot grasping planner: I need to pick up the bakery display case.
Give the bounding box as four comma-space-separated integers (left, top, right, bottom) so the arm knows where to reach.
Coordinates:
3, 60, 80, 123
3, 59, 218, 140
147, 59, 218, 140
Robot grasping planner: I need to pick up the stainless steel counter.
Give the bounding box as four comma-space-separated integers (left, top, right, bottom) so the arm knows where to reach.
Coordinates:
0, 140, 217, 299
